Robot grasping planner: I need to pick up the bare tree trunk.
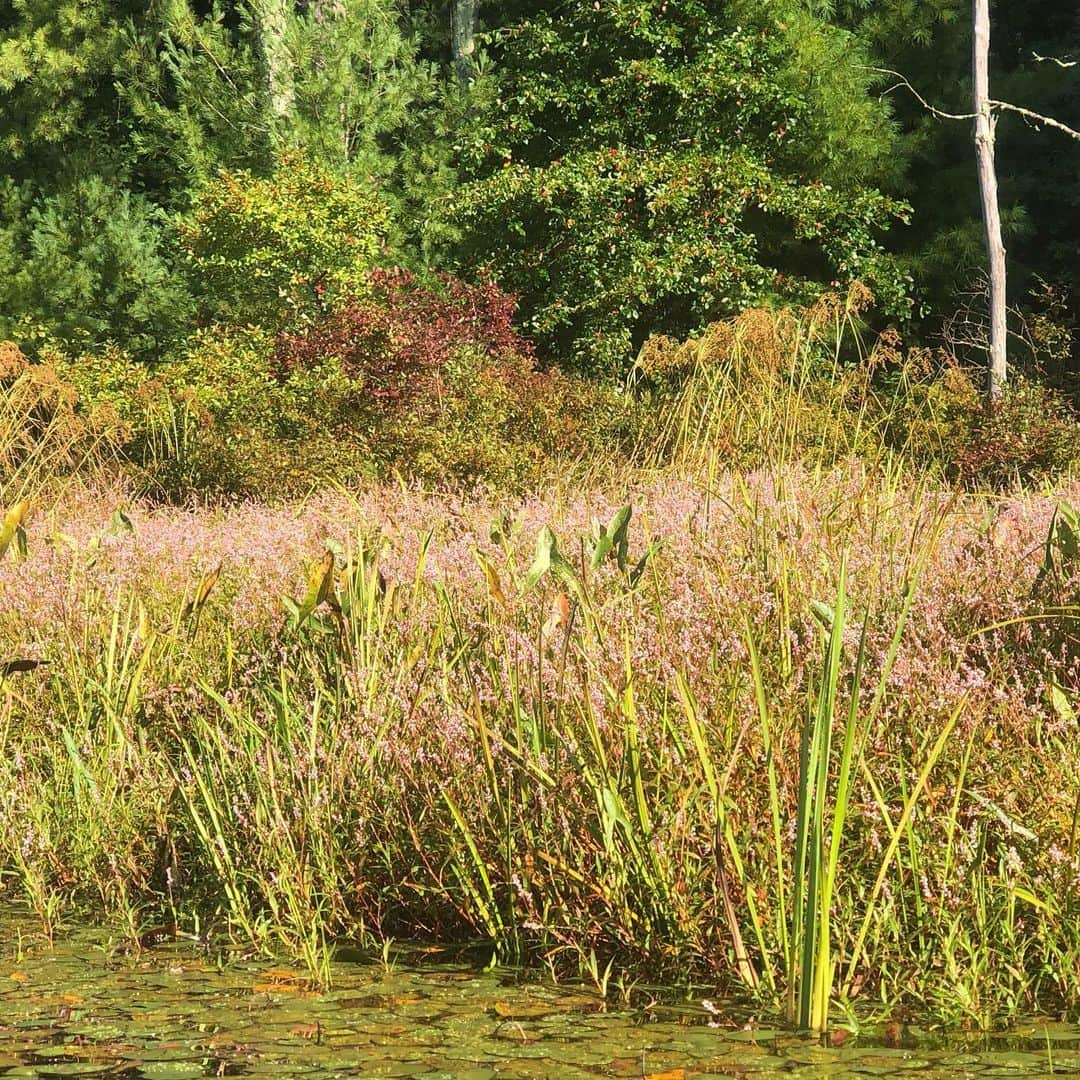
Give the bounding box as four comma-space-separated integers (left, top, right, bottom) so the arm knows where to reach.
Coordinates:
972, 0, 1007, 402
254, 0, 295, 134
451, 0, 476, 86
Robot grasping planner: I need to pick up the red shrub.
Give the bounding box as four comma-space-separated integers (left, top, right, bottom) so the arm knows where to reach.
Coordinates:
273, 269, 535, 409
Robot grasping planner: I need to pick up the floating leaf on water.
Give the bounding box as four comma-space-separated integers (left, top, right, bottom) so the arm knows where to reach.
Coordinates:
252, 981, 307, 994
492, 1001, 553, 1020
384, 994, 423, 1006
137, 1064, 208, 1079
263, 968, 302, 981
29, 1063, 113, 1075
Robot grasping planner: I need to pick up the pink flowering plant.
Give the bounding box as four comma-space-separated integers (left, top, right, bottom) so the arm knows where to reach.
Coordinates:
2, 296, 1080, 1024
0, 460, 1077, 1023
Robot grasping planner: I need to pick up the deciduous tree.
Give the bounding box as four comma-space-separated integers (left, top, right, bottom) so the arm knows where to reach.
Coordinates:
449, 0, 912, 372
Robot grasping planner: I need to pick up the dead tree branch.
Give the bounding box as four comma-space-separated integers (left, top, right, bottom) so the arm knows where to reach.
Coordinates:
1032, 52, 1077, 69
872, 68, 1080, 141
989, 101, 1080, 141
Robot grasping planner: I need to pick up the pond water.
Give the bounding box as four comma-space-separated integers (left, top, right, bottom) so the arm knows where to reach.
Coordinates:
1, 914, 1078, 1078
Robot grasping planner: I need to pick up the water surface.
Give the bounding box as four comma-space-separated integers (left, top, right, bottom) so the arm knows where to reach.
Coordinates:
1, 914, 1077, 1078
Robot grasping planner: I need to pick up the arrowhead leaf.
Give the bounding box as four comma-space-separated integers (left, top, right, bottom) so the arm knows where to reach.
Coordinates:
525, 526, 558, 589
0, 501, 29, 559
295, 550, 336, 627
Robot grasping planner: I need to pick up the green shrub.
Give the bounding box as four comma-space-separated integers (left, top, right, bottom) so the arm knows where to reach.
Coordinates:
880, 350, 1080, 487
955, 378, 1080, 488
273, 269, 649, 490
51, 259, 647, 497
378, 347, 646, 490
59, 329, 379, 497
178, 152, 392, 332
877, 349, 983, 470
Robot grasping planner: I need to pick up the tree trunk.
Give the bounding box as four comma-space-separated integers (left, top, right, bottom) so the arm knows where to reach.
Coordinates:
972, 0, 1007, 402
254, 0, 296, 134
450, 0, 476, 86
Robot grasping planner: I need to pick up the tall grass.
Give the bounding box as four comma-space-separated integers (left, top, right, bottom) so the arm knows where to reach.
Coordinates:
1, 313, 1079, 1026
0, 345, 119, 506
635, 286, 903, 477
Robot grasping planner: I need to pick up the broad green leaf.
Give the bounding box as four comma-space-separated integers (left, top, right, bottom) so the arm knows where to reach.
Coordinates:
1049, 681, 1076, 723
628, 540, 662, 589
810, 599, 835, 632
294, 550, 336, 627
525, 526, 558, 588
108, 508, 134, 536
0, 500, 29, 558
589, 504, 632, 570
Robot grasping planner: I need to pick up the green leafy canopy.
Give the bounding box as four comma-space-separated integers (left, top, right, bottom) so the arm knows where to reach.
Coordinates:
450, 0, 912, 374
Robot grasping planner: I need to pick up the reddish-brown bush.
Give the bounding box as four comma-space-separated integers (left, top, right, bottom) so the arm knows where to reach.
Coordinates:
273, 269, 535, 410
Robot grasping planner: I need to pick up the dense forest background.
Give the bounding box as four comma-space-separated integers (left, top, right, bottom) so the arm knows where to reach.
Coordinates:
0, 0, 1077, 492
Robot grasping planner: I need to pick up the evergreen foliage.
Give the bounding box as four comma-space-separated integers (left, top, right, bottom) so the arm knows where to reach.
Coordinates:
0, 0, 1075, 377
0, 176, 193, 357
0, 0, 144, 174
